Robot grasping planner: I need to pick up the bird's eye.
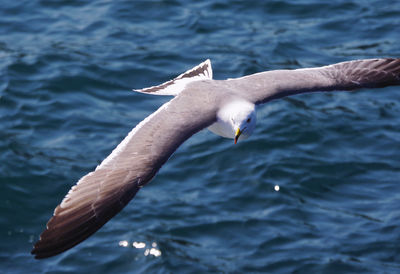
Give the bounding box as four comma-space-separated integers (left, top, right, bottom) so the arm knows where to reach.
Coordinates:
247, 118, 251, 123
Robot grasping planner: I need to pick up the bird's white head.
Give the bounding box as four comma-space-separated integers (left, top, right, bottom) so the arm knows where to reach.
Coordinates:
228, 101, 256, 144
207, 99, 256, 144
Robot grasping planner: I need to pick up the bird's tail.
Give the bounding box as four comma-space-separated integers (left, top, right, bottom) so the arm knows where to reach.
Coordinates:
133, 59, 213, 96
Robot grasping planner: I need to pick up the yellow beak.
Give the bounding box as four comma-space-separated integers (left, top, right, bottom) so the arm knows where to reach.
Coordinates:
234, 128, 242, 144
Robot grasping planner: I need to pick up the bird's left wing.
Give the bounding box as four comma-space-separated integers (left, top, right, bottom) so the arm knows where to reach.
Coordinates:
31, 92, 217, 259
230, 58, 400, 104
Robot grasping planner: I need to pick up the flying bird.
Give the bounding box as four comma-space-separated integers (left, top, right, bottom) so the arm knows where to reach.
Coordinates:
32, 58, 400, 259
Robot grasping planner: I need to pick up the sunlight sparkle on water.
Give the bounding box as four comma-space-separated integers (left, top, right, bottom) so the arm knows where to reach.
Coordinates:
274, 185, 280, 191
118, 240, 129, 247
118, 240, 162, 257
133, 241, 146, 249
144, 247, 162, 257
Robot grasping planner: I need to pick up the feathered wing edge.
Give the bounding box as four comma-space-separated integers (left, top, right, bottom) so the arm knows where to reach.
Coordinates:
133, 59, 213, 96
319, 58, 400, 90
232, 58, 400, 104
31, 93, 218, 259
31, 170, 140, 259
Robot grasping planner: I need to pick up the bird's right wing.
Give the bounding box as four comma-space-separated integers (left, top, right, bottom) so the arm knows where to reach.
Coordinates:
230, 58, 400, 104
31, 91, 217, 259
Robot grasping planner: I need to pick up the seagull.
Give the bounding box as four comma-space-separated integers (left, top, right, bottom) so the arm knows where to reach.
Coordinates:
32, 58, 400, 259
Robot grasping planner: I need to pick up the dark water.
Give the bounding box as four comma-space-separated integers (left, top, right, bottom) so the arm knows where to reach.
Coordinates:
1, 0, 400, 273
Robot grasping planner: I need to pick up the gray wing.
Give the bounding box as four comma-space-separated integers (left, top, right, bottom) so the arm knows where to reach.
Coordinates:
230, 58, 400, 104
133, 59, 213, 96
31, 92, 217, 259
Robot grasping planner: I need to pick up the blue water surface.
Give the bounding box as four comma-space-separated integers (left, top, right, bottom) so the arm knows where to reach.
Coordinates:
1, 0, 400, 273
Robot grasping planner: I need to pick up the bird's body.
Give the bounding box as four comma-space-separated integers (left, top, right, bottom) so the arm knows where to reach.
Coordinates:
32, 58, 400, 259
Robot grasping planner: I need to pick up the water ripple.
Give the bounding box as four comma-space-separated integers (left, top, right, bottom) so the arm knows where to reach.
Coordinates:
1, 0, 400, 273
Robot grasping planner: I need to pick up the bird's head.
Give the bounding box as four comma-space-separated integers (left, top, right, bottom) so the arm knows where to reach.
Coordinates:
231, 103, 256, 144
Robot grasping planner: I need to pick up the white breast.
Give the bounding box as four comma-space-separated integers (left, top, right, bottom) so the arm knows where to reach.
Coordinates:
208, 118, 235, 139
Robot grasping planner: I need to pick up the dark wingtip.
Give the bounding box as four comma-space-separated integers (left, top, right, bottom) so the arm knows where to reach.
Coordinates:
30, 184, 141, 259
